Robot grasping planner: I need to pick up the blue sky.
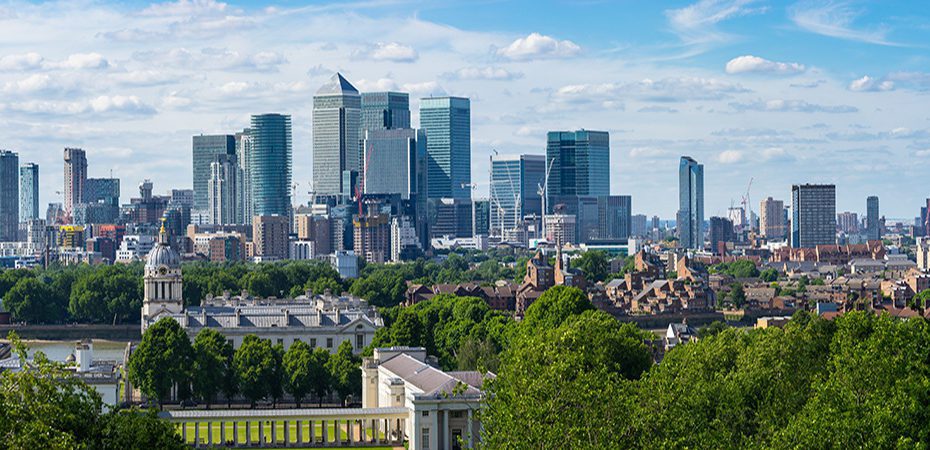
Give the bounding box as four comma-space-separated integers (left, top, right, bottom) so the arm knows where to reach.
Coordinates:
1, 0, 929, 219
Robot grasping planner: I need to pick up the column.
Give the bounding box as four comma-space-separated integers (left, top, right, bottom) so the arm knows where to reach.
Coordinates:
220, 421, 225, 445
432, 410, 440, 450
296, 419, 302, 445
258, 421, 264, 447
181, 423, 187, 443
194, 423, 200, 448
245, 420, 250, 445
468, 409, 475, 449
233, 420, 238, 446
271, 420, 276, 445
207, 421, 213, 446
284, 420, 289, 446
443, 411, 451, 450
309, 420, 315, 444
347, 419, 353, 444
321, 419, 327, 444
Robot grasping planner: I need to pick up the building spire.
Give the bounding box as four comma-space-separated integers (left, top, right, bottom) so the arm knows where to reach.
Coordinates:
159, 218, 169, 245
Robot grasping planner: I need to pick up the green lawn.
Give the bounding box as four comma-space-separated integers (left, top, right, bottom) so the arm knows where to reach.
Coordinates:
178, 420, 397, 446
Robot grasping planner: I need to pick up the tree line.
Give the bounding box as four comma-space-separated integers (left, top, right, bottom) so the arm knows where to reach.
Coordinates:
127, 320, 362, 409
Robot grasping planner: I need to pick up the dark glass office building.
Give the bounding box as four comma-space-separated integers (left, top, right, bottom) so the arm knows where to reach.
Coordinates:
546, 130, 610, 200
250, 114, 292, 218
361, 92, 410, 132
192, 134, 235, 212
421, 97, 471, 200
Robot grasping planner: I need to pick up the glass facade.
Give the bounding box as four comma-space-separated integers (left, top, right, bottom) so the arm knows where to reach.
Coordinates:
791, 184, 836, 248
546, 130, 610, 200
361, 92, 410, 132
678, 156, 704, 249
420, 97, 471, 200
235, 129, 252, 225
363, 128, 417, 199
19, 163, 38, 221
866, 195, 880, 240
0, 151, 19, 241
192, 134, 235, 211
490, 154, 545, 237
313, 73, 361, 195
250, 114, 292, 218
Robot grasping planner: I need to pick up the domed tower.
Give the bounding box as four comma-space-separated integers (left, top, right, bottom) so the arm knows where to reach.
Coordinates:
141, 221, 183, 332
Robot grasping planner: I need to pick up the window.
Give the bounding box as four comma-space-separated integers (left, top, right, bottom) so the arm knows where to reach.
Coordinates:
356, 334, 364, 349
310, 338, 317, 347
421, 428, 430, 449
277, 338, 284, 346
421, 411, 429, 417
326, 338, 333, 348
451, 411, 464, 418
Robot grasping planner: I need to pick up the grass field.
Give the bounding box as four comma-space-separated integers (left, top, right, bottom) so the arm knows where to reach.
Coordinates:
178, 420, 400, 447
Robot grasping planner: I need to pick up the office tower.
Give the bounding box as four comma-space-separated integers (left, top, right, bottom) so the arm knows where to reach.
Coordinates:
19, 163, 38, 221
0, 151, 19, 241
631, 214, 647, 237
252, 215, 289, 260
85, 178, 120, 205
74, 178, 120, 225
421, 96, 471, 199
363, 129, 419, 199
473, 199, 491, 236
235, 129, 253, 224
791, 184, 836, 248
837, 211, 859, 234
490, 154, 545, 237
709, 217, 735, 256
598, 195, 632, 240
63, 147, 87, 216
192, 135, 235, 213
361, 92, 410, 132
208, 154, 240, 225
354, 213, 390, 263
429, 198, 473, 238
677, 156, 704, 250
546, 130, 610, 200
760, 197, 786, 240
250, 114, 292, 218
867, 196, 880, 240
170, 189, 194, 207
313, 73, 361, 196
390, 216, 420, 262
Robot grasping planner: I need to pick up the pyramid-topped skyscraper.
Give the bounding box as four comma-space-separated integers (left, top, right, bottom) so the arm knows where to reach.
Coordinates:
313, 73, 361, 196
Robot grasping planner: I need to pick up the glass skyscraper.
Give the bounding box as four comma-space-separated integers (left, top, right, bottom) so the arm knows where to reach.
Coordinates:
235, 129, 252, 224
250, 113, 292, 218
19, 163, 39, 221
0, 150, 19, 241
490, 154, 545, 237
791, 184, 836, 248
361, 92, 410, 132
363, 128, 419, 199
313, 73, 361, 196
192, 134, 235, 212
678, 156, 704, 249
546, 130, 610, 200
420, 96, 471, 200
866, 195, 880, 241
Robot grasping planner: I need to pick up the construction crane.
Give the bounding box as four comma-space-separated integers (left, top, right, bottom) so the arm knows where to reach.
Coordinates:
741, 177, 754, 228
537, 158, 555, 240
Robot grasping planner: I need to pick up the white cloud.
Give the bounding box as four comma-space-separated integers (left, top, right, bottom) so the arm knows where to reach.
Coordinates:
2, 74, 75, 95
133, 48, 287, 72
725, 55, 805, 75
789, 1, 899, 46
717, 149, 743, 163
445, 66, 522, 81
357, 42, 418, 63
915, 149, 930, 157
110, 70, 178, 86
52, 53, 110, 70
0, 52, 44, 71
730, 99, 858, 113
0, 95, 155, 116
141, 0, 229, 17
496, 33, 581, 61
848, 75, 894, 92
629, 147, 670, 159
666, 0, 765, 45
552, 77, 748, 106
761, 147, 794, 161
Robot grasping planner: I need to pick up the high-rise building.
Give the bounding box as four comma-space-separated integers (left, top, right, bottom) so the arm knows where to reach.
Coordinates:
85, 178, 120, 205
354, 213, 390, 263
598, 195, 632, 240
363, 129, 420, 199
313, 73, 361, 196
252, 215, 289, 260
0, 151, 19, 241
709, 216, 735, 256
473, 199, 491, 237
866, 196, 880, 240
250, 114, 292, 218
760, 197, 786, 240
677, 156, 704, 250
546, 130, 610, 200
192, 135, 235, 213
490, 154, 545, 238
544, 214, 577, 245
791, 184, 836, 248
429, 198, 473, 238
208, 154, 240, 225
19, 163, 39, 221
421, 97, 471, 200
63, 147, 87, 217
235, 129, 252, 224
631, 214, 648, 237
361, 92, 410, 132
837, 211, 859, 234
390, 216, 420, 262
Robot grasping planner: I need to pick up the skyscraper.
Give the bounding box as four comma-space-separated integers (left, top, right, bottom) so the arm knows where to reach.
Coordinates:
421, 96, 471, 199
19, 163, 39, 221
0, 151, 19, 241
490, 154, 545, 237
313, 73, 361, 196
866, 196, 880, 240
235, 129, 253, 224
250, 114, 292, 218
192, 134, 235, 213
546, 130, 610, 199
598, 195, 632, 240
709, 216, 735, 256
760, 197, 786, 240
677, 156, 704, 250
363, 129, 419, 199
208, 154, 240, 225
837, 211, 859, 234
361, 92, 410, 132
63, 147, 87, 217
791, 184, 836, 248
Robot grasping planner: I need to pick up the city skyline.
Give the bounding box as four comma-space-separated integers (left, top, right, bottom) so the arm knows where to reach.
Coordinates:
0, 1, 928, 218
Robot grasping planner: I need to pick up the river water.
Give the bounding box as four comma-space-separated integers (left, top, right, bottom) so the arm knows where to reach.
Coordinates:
3, 339, 130, 364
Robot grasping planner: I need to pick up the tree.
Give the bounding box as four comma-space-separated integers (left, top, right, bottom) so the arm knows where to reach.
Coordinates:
191, 329, 232, 408
127, 318, 193, 408
97, 409, 186, 450
283, 340, 313, 407
234, 335, 275, 408
728, 283, 746, 308
269, 343, 285, 407
760, 268, 778, 282
3, 277, 65, 323
698, 321, 729, 338
327, 340, 362, 406
574, 250, 609, 282
309, 348, 331, 406
520, 286, 594, 331
69, 266, 142, 324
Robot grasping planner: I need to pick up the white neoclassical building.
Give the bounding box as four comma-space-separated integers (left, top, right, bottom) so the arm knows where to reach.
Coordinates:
362, 347, 491, 450
140, 225, 383, 353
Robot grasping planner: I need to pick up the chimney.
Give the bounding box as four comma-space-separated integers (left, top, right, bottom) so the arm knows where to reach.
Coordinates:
75, 340, 92, 372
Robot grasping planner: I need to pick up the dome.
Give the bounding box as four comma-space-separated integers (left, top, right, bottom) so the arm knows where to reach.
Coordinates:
146, 223, 180, 269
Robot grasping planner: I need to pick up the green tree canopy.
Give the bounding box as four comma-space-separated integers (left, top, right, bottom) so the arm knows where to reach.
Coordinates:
191, 328, 232, 408
327, 340, 362, 406
282, 339, 314, 407
573, 250, 610, 282
127, 318, 193, 408
233, 335, 276, 408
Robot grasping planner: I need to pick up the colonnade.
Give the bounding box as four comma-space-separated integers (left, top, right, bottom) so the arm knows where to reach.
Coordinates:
176, 416, 406, 448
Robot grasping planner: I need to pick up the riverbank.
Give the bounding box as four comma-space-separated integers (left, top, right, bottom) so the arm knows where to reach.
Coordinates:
0, 324, 141, 341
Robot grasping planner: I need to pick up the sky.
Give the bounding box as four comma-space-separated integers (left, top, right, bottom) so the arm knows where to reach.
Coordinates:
0, 0, 928, 220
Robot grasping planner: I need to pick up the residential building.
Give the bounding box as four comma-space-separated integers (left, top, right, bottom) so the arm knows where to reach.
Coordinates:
677, 156, 704, 250
631, 214, 648, 238
235, 129, 253, 224
191, 134, 235, 214
353, 214, 390, 263
19, 163, 39, 221
294, 214, 332, 256
63, 147, 87, 217
546, 130, 609, 199
791, 184, 836, 248
361, 91, 410, 132
391, 216, 420, 262
313, 73, 361, 196
421, 97, 471, 200
250, 114, 292, 217
489, 154, 545, 238
116, 235, 156, 263
709, 216, 735, 255
837, 211, 859, 235
0, 151, 18, 241
252, 215, 289, 260
545, 214, 577, 245
918, 237, 930, 272
760, 197, 786, 240
208, 154, 240, 225
867, 196, 880, 240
